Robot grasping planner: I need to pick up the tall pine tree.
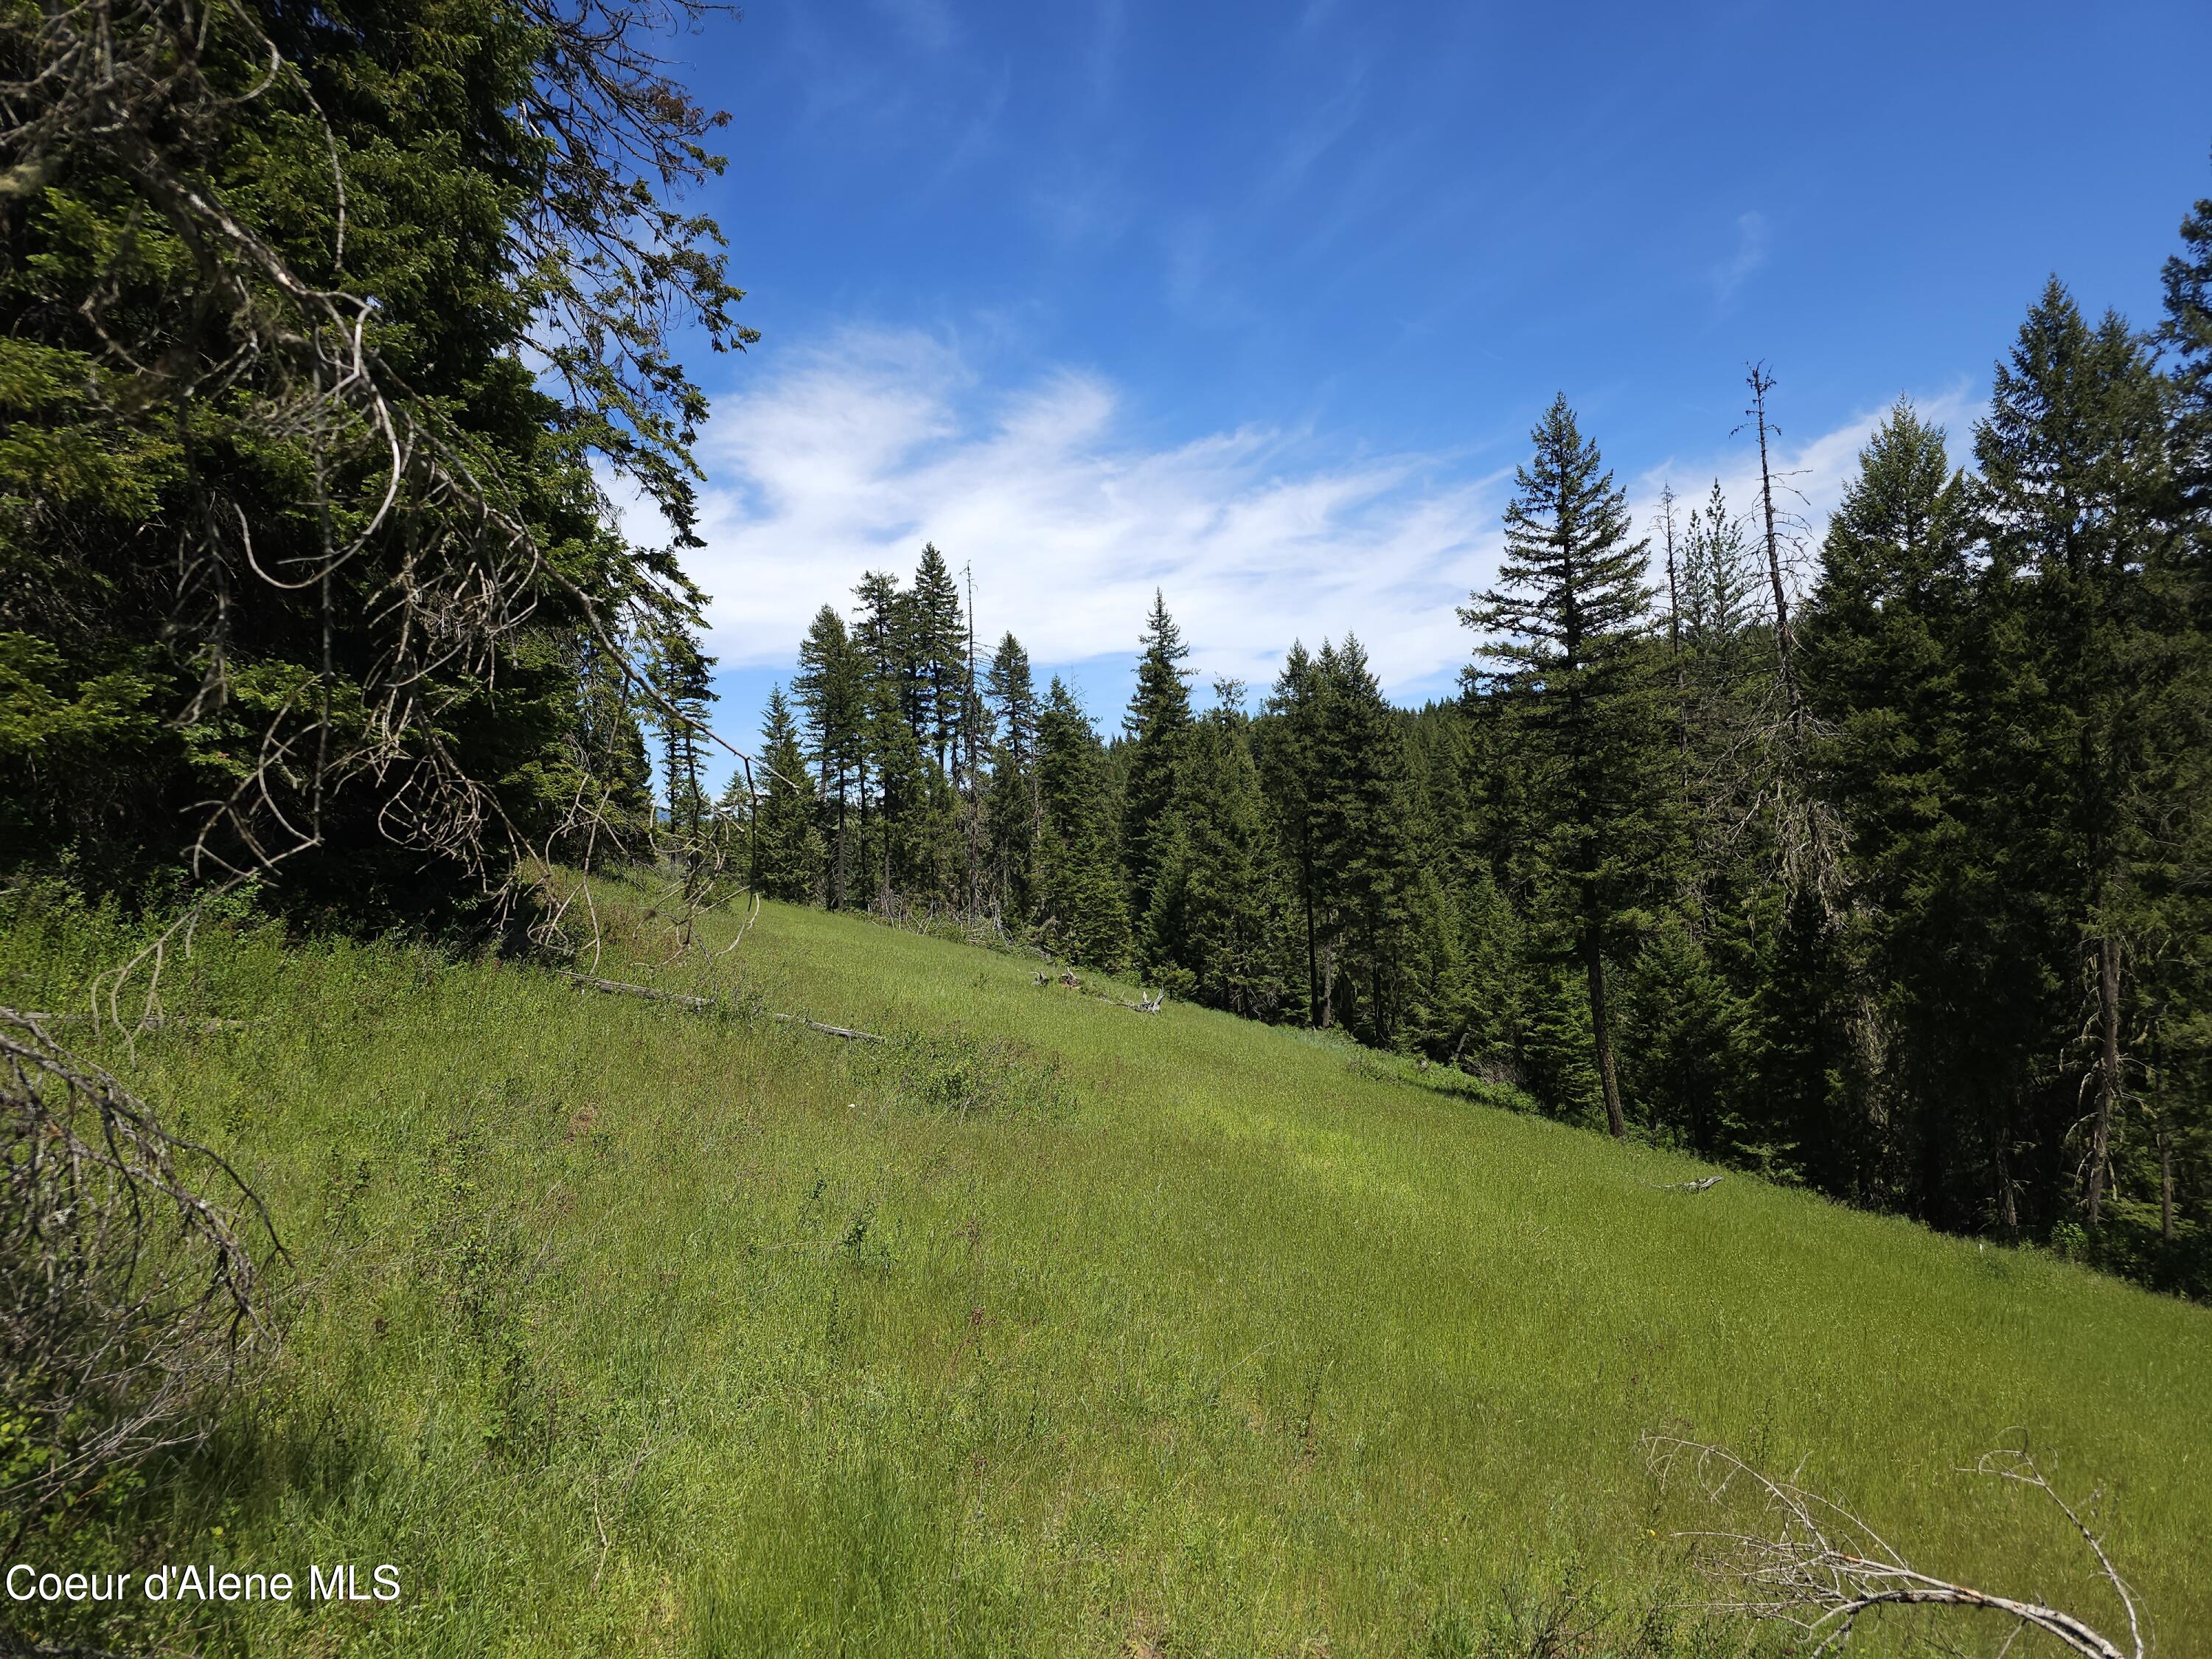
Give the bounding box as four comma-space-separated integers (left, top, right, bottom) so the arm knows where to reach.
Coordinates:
1122, 591, 1195, 924
1462, 396, 1674, 1138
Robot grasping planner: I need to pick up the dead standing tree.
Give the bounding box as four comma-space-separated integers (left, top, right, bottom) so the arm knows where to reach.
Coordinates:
1733, 364, 1850, 913
1645, 1433, 2146, 1659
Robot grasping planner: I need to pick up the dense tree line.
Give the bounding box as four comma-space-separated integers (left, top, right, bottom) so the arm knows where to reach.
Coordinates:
1, 0, 742, 922
742, 188, 2212, 1297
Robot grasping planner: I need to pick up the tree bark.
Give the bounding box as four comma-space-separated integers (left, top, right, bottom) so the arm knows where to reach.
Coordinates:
2159, 1124, 2174, 1242
2084, 931, 2121, 1228
1745, 364, 1804, 723
1585, 927, 1626, 1139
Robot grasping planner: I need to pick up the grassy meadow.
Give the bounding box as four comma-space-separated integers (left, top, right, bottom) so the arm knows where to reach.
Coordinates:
3, 881, 2208, 1656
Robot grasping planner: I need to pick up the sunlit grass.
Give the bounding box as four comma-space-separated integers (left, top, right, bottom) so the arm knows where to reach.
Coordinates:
4, 887, 2206, 1656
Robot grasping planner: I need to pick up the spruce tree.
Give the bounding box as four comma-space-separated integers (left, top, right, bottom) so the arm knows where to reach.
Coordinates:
1036, 678, 1132, 970
749, 688, 822, 903
1121, 591, 1195, 922
1975, 281, 2180, 1228
1461, 395, 1673, 1138
985, 633, 1043, 921
794, 605, 866, 908
1144, 690, 1288, 1018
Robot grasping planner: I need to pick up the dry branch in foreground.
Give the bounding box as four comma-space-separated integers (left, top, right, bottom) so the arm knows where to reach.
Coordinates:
1, 1008, 279, 1530
1644, 1433, 2144, 1659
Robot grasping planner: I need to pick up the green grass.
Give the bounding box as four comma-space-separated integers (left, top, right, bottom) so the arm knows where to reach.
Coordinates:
4, 886, 2208, 1657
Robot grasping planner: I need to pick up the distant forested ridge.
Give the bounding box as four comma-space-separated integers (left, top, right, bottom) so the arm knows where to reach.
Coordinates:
739, 199, 2212, 1298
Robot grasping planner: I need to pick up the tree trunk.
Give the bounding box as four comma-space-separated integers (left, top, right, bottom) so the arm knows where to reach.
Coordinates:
2159, 1123, 2174, 1242
1302, 847, 1320, 1028
1585, 928, 1626, 1139
2084, 931, 2121, 1228
1745, 364, 1804, 723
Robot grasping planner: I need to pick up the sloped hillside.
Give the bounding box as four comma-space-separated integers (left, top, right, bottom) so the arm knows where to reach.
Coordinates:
5, 888, 2206, 1657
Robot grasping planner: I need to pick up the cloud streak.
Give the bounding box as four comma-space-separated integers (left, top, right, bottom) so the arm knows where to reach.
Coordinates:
1710, 209, 1770, 304
669, 330, 1500, 701
663, 330, 1976, 706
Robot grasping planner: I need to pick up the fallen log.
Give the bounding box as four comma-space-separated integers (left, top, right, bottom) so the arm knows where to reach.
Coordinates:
767, 1014, 883, 1043
563, 973, 712, 1009
562, 973, 883, 1041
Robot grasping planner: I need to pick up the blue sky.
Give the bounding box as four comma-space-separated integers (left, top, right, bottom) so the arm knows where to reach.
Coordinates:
640, 0, 2212, 780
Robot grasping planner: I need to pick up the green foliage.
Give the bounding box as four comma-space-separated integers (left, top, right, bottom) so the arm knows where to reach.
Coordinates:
7, 888, 2208, 1654
1121, 589, 1196, 921
1, 0, 748, 912
1035, 678, 1131, 970
1143, 702, 1289, 1018
748, 688, 824, 905
1462, 396, 1678, 1135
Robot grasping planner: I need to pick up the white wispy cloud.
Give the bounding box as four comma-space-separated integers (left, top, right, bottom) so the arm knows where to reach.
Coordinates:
1710, 209, 1770, 304
649, 330, 1978, 704
669, 329, 1505, 700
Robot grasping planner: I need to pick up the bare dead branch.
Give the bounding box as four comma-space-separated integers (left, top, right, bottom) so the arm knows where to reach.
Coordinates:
0, 1007, 281, 1531
1644, 1433, 2144, 1659
559, 970, 883, 1040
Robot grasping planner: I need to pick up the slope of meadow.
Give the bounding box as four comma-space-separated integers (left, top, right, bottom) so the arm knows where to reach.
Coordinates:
4, 884, 2207, 1657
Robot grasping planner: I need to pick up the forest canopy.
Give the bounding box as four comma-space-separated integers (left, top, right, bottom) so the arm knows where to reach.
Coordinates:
732, 195, 2212, 1299
5, 0, 2210, 1301
1, 0, 750, 920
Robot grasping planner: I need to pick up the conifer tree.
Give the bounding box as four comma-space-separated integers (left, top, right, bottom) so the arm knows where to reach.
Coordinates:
1462, 395, 1673, 1138
909, 544, 970, 773
793, 605, 867, 908
1122, 591, 1195, 922
568, 631, 657, 863
1799, 403, 1982, 1211
749, 689, 822, 903
1037, 678, 1132, 970
1256, 642, 1329, 1026
648, 620, 717, 844
1144, 688, 1287, 1018
1975, 281, 2180, 1228
2160, 170, 2212, 524
985, 633, 1043, 920
1310, 638, 1432, 1046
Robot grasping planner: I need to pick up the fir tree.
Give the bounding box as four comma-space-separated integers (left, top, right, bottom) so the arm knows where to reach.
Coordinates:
1144, 689, 1287, 1018
1122, 591, 1195, 922
1256, 642, 1329, 1026
748, 688, 822, 903
649, 620, 717, 844
985, 633, 1043, 920
909, 543, 970, 774
794, 605, 867, 908
1461, 395, 1674, 1138
1975, 281, 2180, 1228
1036, 678, 1131, 970
1310, 637, 1430, 1046
2160, 166, 2212, 524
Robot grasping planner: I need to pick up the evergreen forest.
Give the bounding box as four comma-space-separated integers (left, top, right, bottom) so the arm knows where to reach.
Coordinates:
7, 0, 2212, 1646
728, 247, 2212, 1301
